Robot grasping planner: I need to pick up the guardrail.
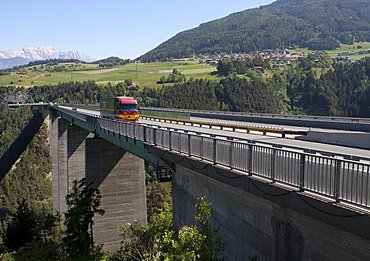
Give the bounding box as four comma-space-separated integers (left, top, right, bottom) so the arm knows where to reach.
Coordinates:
140, 115, 308, 137
141, 107, 370, 132
142, 107, 370, 124
53, 105, 370, 211
140, 109, 190, 120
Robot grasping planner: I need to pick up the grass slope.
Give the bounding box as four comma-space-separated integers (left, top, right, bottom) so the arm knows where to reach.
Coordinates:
289, 42, 370, 60
0, 61, 218, 88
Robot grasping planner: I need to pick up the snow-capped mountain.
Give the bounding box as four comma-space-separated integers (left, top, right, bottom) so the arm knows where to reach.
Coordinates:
0, 46, 96, 69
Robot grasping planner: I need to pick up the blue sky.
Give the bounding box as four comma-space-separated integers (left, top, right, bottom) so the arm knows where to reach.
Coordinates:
0, 0, 275, 60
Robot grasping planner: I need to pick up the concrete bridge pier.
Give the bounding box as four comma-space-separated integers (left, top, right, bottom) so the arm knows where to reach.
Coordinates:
50, 116, 147, 252
157, 154, 370, 261
86, 137, 147, 252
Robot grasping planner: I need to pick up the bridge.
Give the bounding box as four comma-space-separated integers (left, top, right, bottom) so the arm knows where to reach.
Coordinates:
2, 104, 370, 260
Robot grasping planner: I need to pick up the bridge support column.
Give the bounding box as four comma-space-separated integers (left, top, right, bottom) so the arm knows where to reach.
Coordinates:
86, 137, 147, 253
50, 117, 89, 215
172, 164, 370, 261
51, 116, 147, 253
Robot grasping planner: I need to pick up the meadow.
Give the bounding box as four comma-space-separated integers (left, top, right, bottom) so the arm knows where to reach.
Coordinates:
289, 41, 370, 60
0, 61, 218, 88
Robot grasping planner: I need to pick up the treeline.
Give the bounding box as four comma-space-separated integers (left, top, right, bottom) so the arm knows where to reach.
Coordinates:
217, 58, 271, 75
139, 0, 370, 61
0, 77, 284, 113
26, 59, 84, 67
0, 59, 86, 74
93, 56, 131, 68
157, 68, 186, 84
0, 57, 132, 74
298, 58, 370, 116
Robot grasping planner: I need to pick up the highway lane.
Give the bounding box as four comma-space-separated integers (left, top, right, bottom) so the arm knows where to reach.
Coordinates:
190, 116, 310, 136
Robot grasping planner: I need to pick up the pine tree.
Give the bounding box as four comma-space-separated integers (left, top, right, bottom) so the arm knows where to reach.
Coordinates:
3, 200, 38, 251
62, 178, 105, 260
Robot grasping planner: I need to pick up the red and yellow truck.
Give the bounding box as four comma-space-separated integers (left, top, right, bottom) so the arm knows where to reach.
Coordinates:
100, 96, 139, 122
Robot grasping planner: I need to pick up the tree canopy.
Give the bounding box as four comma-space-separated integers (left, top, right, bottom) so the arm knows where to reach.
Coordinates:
111, 196, 227, 261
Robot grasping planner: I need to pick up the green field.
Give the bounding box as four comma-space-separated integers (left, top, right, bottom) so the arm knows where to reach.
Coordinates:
0, 61, 218, 88
289, 41, 370, 60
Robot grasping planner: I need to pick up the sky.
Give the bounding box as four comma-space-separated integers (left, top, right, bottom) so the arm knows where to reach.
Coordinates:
0, 0, 275, 60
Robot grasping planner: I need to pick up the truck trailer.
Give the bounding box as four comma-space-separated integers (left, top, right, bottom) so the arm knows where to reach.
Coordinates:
100, 96, 139, 122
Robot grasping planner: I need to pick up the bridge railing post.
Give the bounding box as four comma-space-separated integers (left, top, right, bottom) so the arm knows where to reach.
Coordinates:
248, 144, 253, 176
133, 124, 136, 144
228, 137, 233, 169
188, 134, 191, 156
178, 132, 181, 153
212, 135, 217, 164
143, 126, 147, 142
169, 131, 172, 151
153, 128, 157, 146
125, 122, 128, 142
162, 129, 165, 147
200, 134, 204, 160
271, 149, 276, 182
334, 160, 342, 202
299, 154, 305, 191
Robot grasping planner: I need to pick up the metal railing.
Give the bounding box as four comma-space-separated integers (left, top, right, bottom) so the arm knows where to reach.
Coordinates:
141, 106, 370, 125
55, 106, 370, 210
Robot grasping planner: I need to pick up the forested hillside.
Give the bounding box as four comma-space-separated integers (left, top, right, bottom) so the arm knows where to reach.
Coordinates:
139, 0, 370, 61
0, 105, 51, 239
301, 59, 370, 116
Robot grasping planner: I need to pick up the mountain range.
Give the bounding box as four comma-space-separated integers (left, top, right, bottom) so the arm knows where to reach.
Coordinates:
139, 0, 370, 61
0, 46, 95, 69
